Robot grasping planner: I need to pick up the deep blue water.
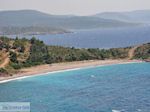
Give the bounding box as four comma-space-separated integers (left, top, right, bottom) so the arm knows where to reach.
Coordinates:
7, 26, 150, 48
0, 63, 150, 112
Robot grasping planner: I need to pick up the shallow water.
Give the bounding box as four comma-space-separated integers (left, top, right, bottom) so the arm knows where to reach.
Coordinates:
0, 63, 150, 112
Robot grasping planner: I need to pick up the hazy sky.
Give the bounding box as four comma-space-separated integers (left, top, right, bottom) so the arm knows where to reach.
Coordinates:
0, 0, 150, 15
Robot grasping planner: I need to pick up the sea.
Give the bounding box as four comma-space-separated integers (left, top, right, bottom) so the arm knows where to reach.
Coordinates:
6, 26, 150, 48
0, 62, 150, 112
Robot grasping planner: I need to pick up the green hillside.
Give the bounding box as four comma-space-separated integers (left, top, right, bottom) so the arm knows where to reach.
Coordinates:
0, 36, 149, 76
134, 43, 150, 59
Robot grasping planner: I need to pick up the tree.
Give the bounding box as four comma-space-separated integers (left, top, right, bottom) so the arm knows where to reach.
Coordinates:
30, 37, 36, 44
10, 51, 18, 63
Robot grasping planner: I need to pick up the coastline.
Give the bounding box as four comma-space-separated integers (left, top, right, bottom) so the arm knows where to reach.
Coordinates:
0, 59, 143, 84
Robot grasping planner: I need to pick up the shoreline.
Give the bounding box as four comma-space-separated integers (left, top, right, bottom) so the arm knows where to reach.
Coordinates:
0, 59, 143, 84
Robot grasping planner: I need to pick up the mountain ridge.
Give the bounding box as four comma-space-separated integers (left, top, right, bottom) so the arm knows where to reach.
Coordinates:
95, 9, 150, 23
0, 9, 146, 35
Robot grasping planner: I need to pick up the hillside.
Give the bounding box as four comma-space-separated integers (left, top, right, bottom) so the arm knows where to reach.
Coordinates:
0, 10, 137, 35
95, 9, 150, 23
134, 43, 150, 59
0, 36, 149, 76
0, 26, 70, 35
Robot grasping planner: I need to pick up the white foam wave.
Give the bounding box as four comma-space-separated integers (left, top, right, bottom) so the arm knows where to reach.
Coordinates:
0, 61, 142, 84
112, 110, 121, 112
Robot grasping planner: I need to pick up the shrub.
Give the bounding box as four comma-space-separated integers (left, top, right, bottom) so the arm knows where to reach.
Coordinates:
10, 63, 22, 69
0, 68, 7, 73
10, 51, 18, 63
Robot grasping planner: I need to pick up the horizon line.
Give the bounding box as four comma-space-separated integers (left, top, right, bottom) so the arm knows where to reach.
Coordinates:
0, 8, 150, 16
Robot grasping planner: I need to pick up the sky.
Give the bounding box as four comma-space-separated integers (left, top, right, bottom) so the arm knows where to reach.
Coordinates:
0, 0, 150, 15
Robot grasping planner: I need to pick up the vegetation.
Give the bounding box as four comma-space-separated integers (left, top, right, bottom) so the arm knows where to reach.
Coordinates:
0, 68, 7, 73
134, 43, 150, 59
0, 36, 149, 75
0, 26, 69, 35
0, 68, 8, 76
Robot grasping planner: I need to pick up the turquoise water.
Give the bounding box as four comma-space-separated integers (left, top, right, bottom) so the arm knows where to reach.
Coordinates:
0, 63, 150, 112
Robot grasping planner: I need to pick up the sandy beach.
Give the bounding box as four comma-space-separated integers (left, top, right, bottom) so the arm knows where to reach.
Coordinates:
0, 59, 142, 83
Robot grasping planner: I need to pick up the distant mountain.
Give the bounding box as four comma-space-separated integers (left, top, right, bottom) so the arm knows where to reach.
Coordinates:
0, 10, 137, 35
95, 10, 150, 23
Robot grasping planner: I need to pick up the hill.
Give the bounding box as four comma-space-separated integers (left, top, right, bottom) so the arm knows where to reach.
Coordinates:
0, 10, 137, 35
95, 10, 150, 23
134, 43, 150, 59
0, 36, 149, 76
